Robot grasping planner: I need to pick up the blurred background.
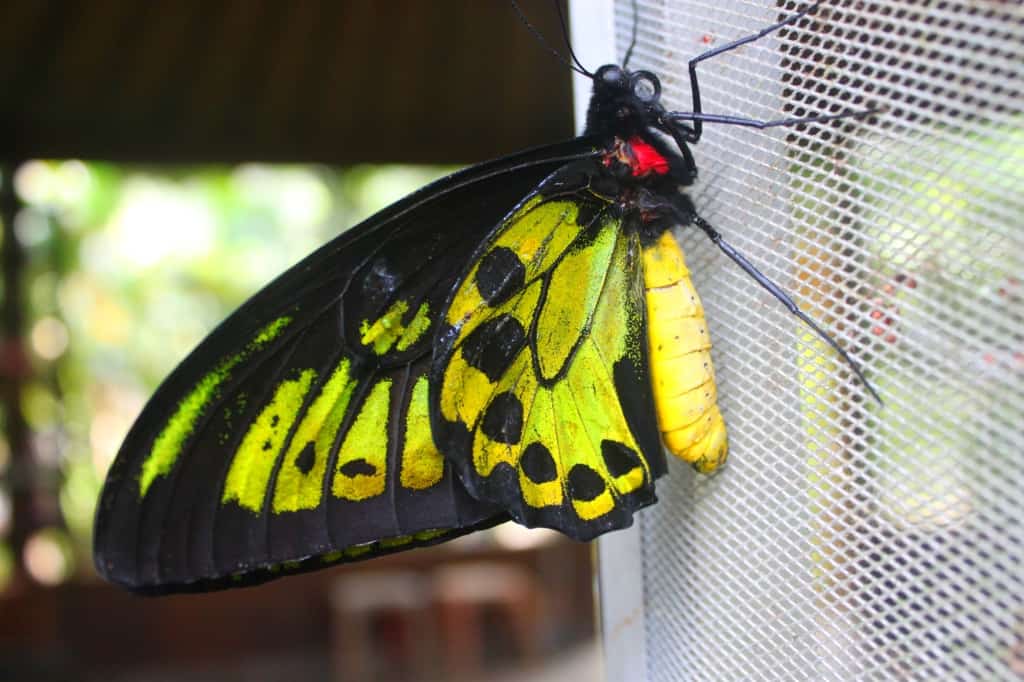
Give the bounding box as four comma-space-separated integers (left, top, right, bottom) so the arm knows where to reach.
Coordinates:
0, 1, 601, 680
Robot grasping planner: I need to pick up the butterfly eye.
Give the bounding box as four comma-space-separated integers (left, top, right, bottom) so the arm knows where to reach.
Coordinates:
596, 64, 628, 88
631, 71, 661, 103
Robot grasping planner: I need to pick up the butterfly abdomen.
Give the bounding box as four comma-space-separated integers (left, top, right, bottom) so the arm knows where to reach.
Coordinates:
642, 231, 728, 474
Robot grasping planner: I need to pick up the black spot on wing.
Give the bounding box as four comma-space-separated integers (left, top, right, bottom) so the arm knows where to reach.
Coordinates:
294, 442, 316, 475
338, 459, 377, 477
460, 314, 526, 382
520, 442, 557, 484
601, 439, 642, 478
480, 392, 523, 444
567, 464, 605, 501
476, 247, 525, 306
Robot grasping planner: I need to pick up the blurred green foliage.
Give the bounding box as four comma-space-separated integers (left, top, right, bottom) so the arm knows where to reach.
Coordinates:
5, 161, 451, 585
857, 124, 1024, 527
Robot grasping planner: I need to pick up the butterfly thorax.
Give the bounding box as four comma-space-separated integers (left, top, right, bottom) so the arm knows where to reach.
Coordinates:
603, 136, 670, 178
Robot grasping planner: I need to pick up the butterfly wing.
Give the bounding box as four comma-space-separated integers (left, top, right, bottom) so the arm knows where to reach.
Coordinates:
431, 159, 666, 541
94, 140, 597, 593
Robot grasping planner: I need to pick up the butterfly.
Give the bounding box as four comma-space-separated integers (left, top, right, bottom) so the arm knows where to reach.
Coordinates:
93, 1, 876, 593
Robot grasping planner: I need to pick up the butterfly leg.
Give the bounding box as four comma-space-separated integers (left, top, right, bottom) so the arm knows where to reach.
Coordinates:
675, 2, 877, 142
661, 199, 883, 404
667, 107, 874, 131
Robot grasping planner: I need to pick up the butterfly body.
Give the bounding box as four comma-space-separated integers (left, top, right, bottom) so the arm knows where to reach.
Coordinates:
583, 65, 728, 472
95, 63, 730, 593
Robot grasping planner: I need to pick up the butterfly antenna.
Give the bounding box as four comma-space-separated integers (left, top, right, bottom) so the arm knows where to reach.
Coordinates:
622, 0, 639, 67
553, 0, 593, 76
689, 213, 883, 405
510, 0, 592, 78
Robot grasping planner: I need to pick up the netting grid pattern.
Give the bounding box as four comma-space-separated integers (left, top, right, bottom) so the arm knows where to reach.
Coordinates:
611, 1, 1024, 680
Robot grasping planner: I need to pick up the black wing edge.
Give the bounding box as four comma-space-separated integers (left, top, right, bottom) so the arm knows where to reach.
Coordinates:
123, 514, 510, 596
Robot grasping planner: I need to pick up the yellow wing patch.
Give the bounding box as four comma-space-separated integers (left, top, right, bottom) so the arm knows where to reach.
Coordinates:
399, 375, 445, 490
332, 379, 391, 501
515, 392, 563, 509
219, 356, 451, 518
272, 359, 358, 513
534, 223, 618, 380
360, 300, 432, 355
223, 369, 316, 512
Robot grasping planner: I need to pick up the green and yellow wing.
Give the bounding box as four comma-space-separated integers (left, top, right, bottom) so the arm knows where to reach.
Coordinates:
431, 160, 666, 540
93, 143, 591, 593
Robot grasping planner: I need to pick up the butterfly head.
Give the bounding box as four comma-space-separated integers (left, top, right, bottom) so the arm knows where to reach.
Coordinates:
586, 65, 698, 185
585, 65, 664, 137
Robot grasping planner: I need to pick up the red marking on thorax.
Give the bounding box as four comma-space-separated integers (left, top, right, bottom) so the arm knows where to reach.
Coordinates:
603, 137, 671, 178
627, 137, 670, 177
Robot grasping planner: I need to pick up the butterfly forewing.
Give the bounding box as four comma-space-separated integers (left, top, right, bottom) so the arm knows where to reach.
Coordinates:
94, 142, 594, 592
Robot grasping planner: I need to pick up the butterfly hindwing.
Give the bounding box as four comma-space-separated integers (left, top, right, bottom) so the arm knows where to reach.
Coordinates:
94, 141, 596, 592
431, 159, 665, 541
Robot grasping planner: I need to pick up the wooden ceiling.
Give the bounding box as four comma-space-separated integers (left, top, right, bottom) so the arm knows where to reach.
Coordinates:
0, 0, 574, 165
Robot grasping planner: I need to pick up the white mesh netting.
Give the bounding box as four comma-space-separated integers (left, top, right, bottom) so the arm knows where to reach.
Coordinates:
598, 1, 1024, 679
